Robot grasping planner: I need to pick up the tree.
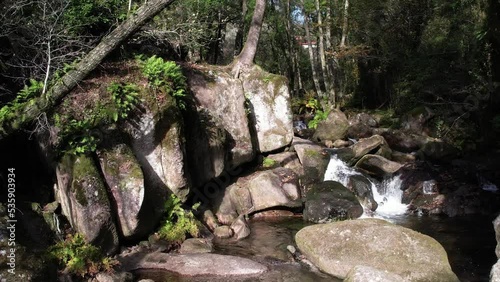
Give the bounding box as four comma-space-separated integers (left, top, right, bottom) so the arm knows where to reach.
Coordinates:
0, 0, 178, 139
232, 0, 267, 76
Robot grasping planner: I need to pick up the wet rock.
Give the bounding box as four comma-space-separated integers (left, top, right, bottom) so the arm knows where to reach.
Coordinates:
243, 66, 294, 152
98, 143, 146, 240
312, 109, 350, 142
303, 181, 363, 223
332, 139, 350, 148
231, 215, 251, 240
292, 137, 330, 186
267, 152, 304, 176
202, 209, 219, 231
214, 225, 233, 239
379, 129, 426, 153
94, 272, 133, 282
119, 253, 268, 276
350, 135, 391, 163
346, 123, 373, 139
344, 265, 404, 282
252, 210, 295, 218
391, 150, 416, 163
347, 175, 378, 211
355, 154, 403, 177
419, 140, 459, 162
55, 154, 118, 255
179, 238, 213, 254
295, 218, 458, 281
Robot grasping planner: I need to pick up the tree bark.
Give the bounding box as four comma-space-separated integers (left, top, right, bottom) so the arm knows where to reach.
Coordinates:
340, 0, 349, 48
0, 0, 177, 139
232, 0, 266, 76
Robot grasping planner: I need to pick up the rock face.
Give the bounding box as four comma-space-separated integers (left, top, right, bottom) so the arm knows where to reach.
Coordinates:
55, 155, 118, 254
98, 143, 146, 240
292, 137, 330, 187
186, 68, 255, 186
295, 218, 459, 281
313, 109, 349, 142
344, 265, 404, 282
303, 181, 363, 223
243, 67, 294, 152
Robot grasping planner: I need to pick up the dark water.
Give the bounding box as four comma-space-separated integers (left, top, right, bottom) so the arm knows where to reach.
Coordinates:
135, 215, 496, 282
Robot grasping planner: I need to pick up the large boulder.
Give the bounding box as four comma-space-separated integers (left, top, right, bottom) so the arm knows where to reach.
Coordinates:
242, 66, 294, 153
295, 218, 459, 281
98, 143, 147, 240
350, 135, 391, 163
355, 154, 403, 177
186, 67, 255, 182
419, 140, 459, 162
55, 155, 119, 254
303, 181, 363, 223
214, 168, 301, 225
344, 265, 404, 282
401, 106, 434, 135
312, 109, 349, 142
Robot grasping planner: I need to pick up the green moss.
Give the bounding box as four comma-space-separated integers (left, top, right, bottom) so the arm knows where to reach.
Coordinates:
71, 155, 107, 205
262, 157, 278, 168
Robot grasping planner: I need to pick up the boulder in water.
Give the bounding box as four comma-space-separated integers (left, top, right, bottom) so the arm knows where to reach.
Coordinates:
355, 154, 403, 177
303, 181, 363, 223
295, 218, 459, 281
347, 175, 378, 211
344, 265, 404, 282
312, 109, 350, 142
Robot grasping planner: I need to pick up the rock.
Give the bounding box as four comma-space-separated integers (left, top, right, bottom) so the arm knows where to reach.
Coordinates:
179, 238, 213, 254
266, 152, 304, 176
419, 140, 459, 162
231, 215, 251, 240
391, 150, 416, 163
242, 66, 294, 152
94, 272, 133, 282
295, 218, 458, 281
350, 113, 378, 128
55, 154, 118, 255
292, 137, 330, 186
252, 210, 295, 218
98, 143, 146, 240
202, 209, 219, 231
125, 105, 190, 201
401, 106, 434, 135
119, 253, 267, 276
344, 265, 404, 282
346, 123, 373, 139
355, 154, 403, 177
379, 129, 426, 153
332, 139, 350, 148
491, 261, 500, 282
214, 225, 233, 238
312, 109, 350, 142
186, 68, 255, 185
350, 135, 391, 163
347, 175, 378, 211
303, 181, 363, 223
247, 168, 301, 211
494, 215, 500, 258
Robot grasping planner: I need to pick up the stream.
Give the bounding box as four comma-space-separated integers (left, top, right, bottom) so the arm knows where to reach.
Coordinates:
135, 156, 497, 282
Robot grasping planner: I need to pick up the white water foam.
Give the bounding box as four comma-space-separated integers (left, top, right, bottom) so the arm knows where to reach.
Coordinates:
324, 155, 408, 217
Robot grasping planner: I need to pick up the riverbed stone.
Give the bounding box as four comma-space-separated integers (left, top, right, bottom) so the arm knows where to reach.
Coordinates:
98, 143, 146, 240
350, 135, 391, 162
242, 66, 294, 152
303, 181, 363, 223
295, 218, 458, 281
179, 238, 213, 254
119, 253, 268, 276
231, 215, 251, 240
346, 175, 378, 211
355, 154, 403, 177
292, 137, 330, 186
55, 154, 118, 255
312, 109, 350, 142
214, 225, 234, 239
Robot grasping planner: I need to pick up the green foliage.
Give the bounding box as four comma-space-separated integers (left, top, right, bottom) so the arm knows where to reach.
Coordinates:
0, 79, 44, 123
138, 55, 188, 109
262, 157, 278, 168
158, 194, 200, 243
49, 233, 117, 277
108, 82, 140, 121
308, 109, 329, 129
57, 118, 99, 155
62, 0, 127, 35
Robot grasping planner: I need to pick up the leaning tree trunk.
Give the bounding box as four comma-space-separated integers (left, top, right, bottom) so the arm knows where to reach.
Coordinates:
232, 0, 266, 76
0, 0, 177, 140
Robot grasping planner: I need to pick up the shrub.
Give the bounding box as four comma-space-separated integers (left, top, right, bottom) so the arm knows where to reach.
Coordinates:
49, 233, 118, 277
158, 194, 200, 243
107, 82, 140, 121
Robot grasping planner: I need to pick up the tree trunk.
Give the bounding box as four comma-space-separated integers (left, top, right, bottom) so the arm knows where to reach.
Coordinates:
0, 0, 177, 139
315, 0, 335, 108
300, 0, 324, 101
340, 0, 349, 48
235, 0, 248, 55
232, 0, 266, 76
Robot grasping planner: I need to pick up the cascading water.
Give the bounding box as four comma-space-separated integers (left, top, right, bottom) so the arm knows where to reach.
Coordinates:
323, 154, 408, 217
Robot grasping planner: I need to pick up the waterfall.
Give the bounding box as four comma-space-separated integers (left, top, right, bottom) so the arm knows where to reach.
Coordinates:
323, 155, 408, 217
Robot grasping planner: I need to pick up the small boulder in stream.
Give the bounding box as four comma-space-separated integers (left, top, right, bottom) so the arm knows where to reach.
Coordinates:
312, 109, 350, 142
355, 154, 403, 177
303, 181, 363, 223
295, 218, 459, 281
